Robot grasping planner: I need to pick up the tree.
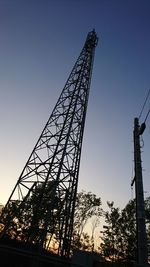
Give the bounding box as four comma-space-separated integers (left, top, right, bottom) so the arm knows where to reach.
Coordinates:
0, 181, 62, 247
91, 216, 100, 252
100, 201, 122, 261
0, 188, 102, 255
100, 198, 150, 262
120, 199, 136, 261
72, 190, 102, 252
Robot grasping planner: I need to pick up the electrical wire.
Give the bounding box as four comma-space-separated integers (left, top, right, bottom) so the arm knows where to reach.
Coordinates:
144, 108, 150, 123
138, 89, 150, 120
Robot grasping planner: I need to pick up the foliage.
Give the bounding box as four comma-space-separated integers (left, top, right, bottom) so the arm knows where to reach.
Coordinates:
120, 199, 136, 261
72, 190, 102, 252
100, 197, 150, 262
0, 181, 61, 243
100, 200, 136, 262
2, 185, 150, 261
0, 188, 102, 254
100, 201, 122, 261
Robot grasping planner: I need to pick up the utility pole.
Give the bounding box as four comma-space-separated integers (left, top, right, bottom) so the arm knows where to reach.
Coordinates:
133, 117, 148, 266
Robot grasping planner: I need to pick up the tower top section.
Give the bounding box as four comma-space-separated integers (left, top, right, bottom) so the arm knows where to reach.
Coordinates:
85, 29, 98, 48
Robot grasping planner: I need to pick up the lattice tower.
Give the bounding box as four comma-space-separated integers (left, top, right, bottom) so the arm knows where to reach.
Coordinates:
0, 30, 98, 257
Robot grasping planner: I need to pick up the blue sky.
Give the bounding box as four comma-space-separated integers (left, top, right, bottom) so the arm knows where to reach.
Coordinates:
0, 0, 150, 211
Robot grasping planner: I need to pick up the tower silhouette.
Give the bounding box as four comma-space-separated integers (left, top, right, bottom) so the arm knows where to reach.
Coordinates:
0, 30, 98, 257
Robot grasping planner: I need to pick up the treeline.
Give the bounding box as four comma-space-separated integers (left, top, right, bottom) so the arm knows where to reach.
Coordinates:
71, 190, 150, 263
0, 190, 150, 263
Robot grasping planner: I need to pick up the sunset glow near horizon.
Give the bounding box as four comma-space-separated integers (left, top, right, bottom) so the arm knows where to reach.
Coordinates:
0, 0, 150, 213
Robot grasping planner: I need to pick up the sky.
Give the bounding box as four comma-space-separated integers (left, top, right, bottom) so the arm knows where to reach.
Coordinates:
0, 0, 150, 213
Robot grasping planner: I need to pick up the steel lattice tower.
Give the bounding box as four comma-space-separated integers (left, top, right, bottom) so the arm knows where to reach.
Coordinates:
0, 30, 98, 257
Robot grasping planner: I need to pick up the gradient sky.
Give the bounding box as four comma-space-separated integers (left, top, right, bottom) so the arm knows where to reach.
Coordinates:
0, 0, 150, 212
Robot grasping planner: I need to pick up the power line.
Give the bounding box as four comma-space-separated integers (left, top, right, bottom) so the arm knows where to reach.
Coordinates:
138, 89, 150, 120
144, 108, 150, 123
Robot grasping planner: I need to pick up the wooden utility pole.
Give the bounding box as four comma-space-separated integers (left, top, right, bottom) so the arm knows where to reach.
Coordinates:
133, 117, 148, 266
